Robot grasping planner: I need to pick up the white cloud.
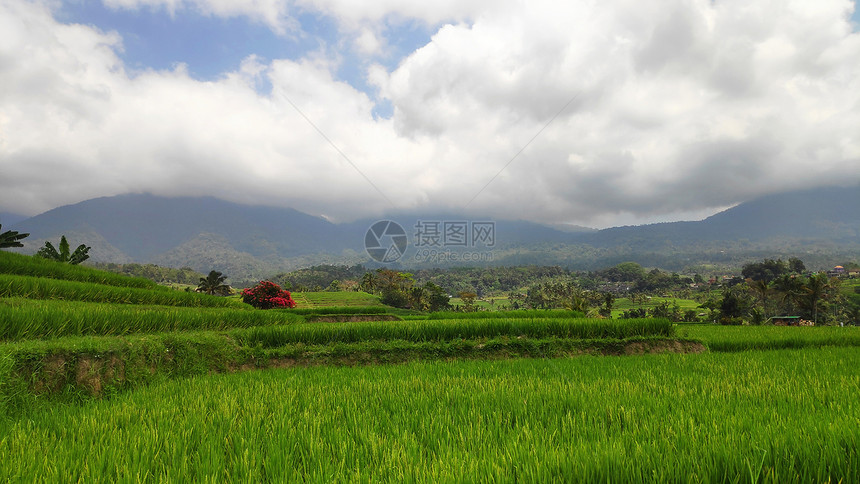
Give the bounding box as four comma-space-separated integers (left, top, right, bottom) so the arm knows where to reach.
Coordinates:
1, 0, 859, 228
102, 0, 296, 33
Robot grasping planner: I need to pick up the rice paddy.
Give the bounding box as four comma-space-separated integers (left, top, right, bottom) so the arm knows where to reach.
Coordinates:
0, 297, 302, 341
676, 323, 860, 351
1, 349, 857, 482
2, 250, 857, 482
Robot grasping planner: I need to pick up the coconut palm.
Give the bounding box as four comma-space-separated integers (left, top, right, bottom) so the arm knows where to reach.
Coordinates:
197, 270, 231, 296
747, 279, 771, 317
802, 273, 836, 324
0, 224, 29, 249
359, 272, 376, 293
772, 274, 805, 315
36, 235, 90, 264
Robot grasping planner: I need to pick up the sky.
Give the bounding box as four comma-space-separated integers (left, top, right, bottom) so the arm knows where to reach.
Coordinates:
1, 0, 859, 229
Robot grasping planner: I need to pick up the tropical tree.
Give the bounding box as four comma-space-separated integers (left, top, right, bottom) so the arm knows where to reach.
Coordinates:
772, 274, 805, 315
788, 257, 806, 274
599, 292, 615, 318
747, 279, 772, 317
742, 259, 790, 283
718, 286, 753, 324
0, 224, 29, 249
801, 274, 837, 324
241, 281, 296, 309
197, 270, 231, 296
36, 235, 90, 264
458, 291, 478, 312
423, 282, 451, 312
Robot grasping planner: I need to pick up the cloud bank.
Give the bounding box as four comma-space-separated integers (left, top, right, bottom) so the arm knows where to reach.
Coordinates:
1, 0, 859, 228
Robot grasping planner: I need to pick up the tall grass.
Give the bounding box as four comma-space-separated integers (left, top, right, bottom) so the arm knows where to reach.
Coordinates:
427, 309, 585, 319
0, 274, 244, 307
1, 348, 856, 482
0, 251, 158, 289
676, 324, 860, 351
231, 317, 673, 347
290, 306, 388, 316
0, 298, 304, 341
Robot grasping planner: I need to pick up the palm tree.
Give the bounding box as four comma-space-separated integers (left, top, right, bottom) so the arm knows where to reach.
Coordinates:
802, 273, 836, 325
772, 274, 805, 315
0, 224, 29, 249
359, 272, 377, 293
197, 270, 231, 296
747, 279, 771, 317
36, 235, 90, 264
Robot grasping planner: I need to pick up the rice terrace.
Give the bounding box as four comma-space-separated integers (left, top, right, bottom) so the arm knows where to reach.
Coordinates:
0, 250, 858, 482
4, 0, 860, 481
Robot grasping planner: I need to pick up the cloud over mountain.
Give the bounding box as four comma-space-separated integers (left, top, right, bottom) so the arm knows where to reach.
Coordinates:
1, 0, 859, 228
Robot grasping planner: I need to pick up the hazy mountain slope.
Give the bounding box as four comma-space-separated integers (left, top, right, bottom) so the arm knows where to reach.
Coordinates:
6, 185, 858, 275
0, 212, 28, 226
11, 193, 343, 260
22, 230, 133, 264
577, 185, 860, 248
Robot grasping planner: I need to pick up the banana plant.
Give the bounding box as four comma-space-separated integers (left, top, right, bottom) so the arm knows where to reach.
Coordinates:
36, 235, 91, 264
0, 224, 29, 248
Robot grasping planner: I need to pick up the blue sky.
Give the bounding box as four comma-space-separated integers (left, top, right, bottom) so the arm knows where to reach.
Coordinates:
56, 1, 860, 92
50, 1, 860, 125
56, 1, 436, 117
2, 0, 860, 227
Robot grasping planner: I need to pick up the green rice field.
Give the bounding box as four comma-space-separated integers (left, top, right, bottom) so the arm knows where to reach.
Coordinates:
1, 348, 857, 482
0, 274, 244, 308
230, 317, 672, 348
2, 251, 858, 482
290, 291, 382, 308
677, 323, 860, 351
0, 297, 302, 341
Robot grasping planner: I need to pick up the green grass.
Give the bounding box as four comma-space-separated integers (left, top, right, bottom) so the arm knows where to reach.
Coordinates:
0, 274, 245, 308
290, 291, 382, 308
1, 347, 856, 482
676, 324, 860, 352
0, 251, 158, 289
612, 295, 702, 317
449, 296, 511, 310
230, 317, 673, 348
0, 298, 304, 341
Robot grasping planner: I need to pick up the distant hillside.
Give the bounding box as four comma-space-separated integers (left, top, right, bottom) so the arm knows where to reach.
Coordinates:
9, 194, 354, 276
0, 212, 27, 226
578, 185, 860, 249
6, 185, 859, 276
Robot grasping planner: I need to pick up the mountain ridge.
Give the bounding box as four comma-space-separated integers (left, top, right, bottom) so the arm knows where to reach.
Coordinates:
6, 185, 859, 276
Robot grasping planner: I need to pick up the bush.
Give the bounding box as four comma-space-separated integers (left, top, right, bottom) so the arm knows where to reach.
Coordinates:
241, 281, 297, 309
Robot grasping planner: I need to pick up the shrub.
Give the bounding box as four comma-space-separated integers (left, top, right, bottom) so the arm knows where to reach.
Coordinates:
241, 281, 297, 309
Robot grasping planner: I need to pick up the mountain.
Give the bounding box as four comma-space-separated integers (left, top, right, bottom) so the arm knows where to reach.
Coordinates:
0, 212, 28, 226
9, 194, 357, 277
5, 185, 859, 276
578, 185, 860, 249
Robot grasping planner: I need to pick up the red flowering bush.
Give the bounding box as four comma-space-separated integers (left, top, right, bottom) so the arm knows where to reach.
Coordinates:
241, 280, 297, 309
